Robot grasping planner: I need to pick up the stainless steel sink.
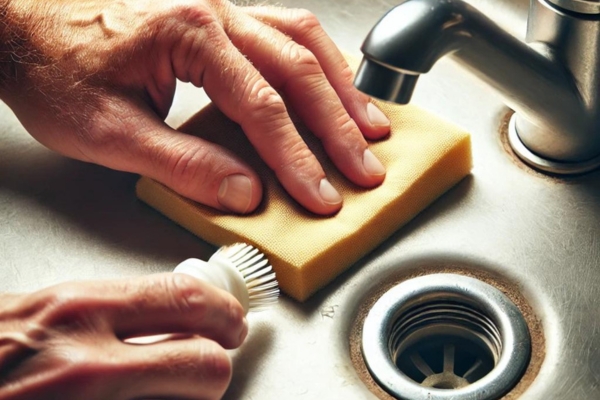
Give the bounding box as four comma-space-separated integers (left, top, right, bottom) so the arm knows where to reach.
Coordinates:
1, 0, 599, 398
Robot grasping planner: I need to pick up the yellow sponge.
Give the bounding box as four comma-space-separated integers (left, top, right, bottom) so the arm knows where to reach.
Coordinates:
136, 90, 471, 301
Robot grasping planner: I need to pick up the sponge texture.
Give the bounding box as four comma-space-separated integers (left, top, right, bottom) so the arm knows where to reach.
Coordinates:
136, 92, 471, 301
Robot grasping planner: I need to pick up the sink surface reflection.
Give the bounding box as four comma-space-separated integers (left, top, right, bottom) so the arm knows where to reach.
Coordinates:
0, 0, 599, 399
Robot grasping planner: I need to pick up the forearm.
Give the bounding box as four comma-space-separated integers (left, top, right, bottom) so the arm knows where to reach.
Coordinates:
0, 0, 49, 96
0, 0, 19, 91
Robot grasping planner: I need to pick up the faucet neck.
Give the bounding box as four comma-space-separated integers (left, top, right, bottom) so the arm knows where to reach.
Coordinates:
527, 0, 600, 113
544, 0, 600, 14
359, 0, 472, 75
356, 0, 600, 170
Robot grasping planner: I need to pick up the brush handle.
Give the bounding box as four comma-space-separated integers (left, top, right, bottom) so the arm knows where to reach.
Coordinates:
173, 258, 250, 314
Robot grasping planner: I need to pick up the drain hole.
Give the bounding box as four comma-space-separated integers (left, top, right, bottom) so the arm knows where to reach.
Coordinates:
391, 301, 499, 389
361, 274, 531, 400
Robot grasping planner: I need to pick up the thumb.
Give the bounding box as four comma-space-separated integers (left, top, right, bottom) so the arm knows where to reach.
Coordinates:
124, 117, 263, 214
142, 125, 262, 214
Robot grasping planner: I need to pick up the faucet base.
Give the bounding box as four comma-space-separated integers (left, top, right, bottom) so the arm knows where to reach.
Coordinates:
508, 114, 600, 175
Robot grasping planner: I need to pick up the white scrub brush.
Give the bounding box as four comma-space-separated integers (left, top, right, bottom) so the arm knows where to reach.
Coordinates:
174, 243, 279, 314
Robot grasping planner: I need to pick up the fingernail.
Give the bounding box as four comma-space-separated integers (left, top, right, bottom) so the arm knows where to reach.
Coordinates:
218, 174, 253, 214
319, 178, 342, 205
239, 317, 249, 343
363, 149, 386, 176
367, 103, 390, 127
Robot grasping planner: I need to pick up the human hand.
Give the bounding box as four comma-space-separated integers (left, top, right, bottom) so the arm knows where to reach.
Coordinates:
0, 273, 246, 400
0, 0, 390, 215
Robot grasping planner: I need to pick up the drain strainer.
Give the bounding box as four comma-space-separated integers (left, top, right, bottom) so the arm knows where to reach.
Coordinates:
361, 274, 531, 400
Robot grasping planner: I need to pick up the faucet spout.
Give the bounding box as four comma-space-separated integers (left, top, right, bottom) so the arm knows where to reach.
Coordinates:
356, 0, 600, 173
354, 59, 420, 104
354, 0, 472, 103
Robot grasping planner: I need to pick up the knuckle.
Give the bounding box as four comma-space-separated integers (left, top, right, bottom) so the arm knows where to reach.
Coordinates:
280, 143, 319, 176
332, 112, 359, 141
224, 297, 244, 331
161, 142, 216, 193
155, 4, 224, 82
160, 1, 219, 30
153, 3, 223, 51
281, 41, 320, 76
32, 284, 88, 325
245, 80, 288, 120
166, 273, 207, 317
289, 9, 322, 36
338, 62, 356, 84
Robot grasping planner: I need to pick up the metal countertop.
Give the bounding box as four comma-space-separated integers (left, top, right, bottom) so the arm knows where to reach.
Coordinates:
2, 0, 599, 399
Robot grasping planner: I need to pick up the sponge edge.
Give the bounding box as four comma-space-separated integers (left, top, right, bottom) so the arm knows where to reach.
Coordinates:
136, 98, 472, 302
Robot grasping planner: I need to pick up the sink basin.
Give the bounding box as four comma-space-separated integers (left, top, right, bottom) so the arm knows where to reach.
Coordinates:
1, 0, 599, 399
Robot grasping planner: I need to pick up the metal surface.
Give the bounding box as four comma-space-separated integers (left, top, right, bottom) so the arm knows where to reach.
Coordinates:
362, 274, 530, 399
355, 0, 600, 170
508, 114, 600, 174
546, 0, 600, 14
1, 0, 600, 399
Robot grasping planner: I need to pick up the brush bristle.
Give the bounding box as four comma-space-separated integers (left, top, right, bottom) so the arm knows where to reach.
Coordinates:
215, 243, 279, 311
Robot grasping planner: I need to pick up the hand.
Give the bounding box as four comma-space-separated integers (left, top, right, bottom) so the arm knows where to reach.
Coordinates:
0, 273, 247, 400
0, 0, 390, 215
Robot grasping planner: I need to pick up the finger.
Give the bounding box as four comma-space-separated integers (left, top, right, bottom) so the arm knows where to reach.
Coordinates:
115, 337, 232, 400
89, 99, 263, 214
242, 6, 391, 139
31, 273, 248, 350
8, 337, 233, 400
224, 10, 386, 188
172, 12, 342, 214
137, 118, 264, 215
113, 274, 248, 349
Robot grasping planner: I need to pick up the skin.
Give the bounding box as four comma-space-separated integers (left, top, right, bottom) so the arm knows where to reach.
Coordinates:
0, 0, 390, 216
0, 0, 391, 398
0, 274, 247, 399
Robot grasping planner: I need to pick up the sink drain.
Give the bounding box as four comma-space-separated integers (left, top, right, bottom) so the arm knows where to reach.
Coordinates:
361, 274, 531, 400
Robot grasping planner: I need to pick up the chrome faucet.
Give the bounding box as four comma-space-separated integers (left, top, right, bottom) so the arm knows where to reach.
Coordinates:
355, 0, 600, 174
